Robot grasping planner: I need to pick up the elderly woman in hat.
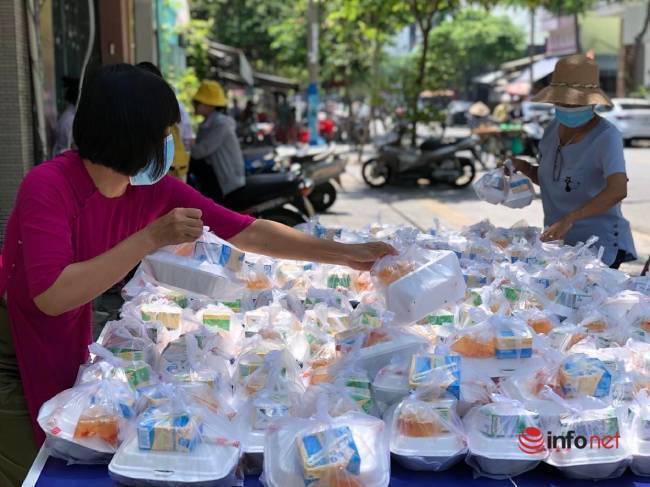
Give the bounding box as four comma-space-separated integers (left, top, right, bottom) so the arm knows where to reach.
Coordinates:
510, 54, 636, 269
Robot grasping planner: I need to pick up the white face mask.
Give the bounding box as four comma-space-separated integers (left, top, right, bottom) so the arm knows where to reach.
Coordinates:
129, 134, 175, 186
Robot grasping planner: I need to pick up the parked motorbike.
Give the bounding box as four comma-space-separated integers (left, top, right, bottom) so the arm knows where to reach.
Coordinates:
362, 126, 479, 188
188, 158, 315, 227
241, 144, 347, 213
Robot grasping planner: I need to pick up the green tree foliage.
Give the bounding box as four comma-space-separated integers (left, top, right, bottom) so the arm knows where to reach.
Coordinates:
426, 8, 526, 93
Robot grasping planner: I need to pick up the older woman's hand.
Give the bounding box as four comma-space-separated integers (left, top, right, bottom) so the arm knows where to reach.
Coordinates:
541, 216, 574, 242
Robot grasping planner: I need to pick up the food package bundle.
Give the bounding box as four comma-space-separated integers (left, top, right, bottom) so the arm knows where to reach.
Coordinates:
37, 220, 650, 482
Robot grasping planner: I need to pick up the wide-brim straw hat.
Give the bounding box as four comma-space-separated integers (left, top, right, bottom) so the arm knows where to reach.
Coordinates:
468, 101, 490, 117
532, 54, 612, 107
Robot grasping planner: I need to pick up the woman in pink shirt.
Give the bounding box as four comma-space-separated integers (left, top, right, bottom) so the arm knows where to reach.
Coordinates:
0, 64, 393, 485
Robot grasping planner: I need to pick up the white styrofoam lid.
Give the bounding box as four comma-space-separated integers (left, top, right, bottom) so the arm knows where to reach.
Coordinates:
109, 436, 239, 483
468, 432, 547, 461
546, 445, 629, 467
244, 429, 265, 454
391, 433, 466, 458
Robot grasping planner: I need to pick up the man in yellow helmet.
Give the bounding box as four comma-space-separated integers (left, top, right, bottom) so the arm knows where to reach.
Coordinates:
191, 80, 246, 199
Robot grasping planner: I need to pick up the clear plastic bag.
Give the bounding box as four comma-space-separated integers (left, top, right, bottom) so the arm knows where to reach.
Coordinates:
38, 378, 136, 463
388, 387, 467, 471
502, 161, 535, 209
192, 227, 246, 274
83, 343, 158, 391
109, 386, 242, 486
98, 318, 160, 365
464, 395, 545, 479
262, 406, 390, 487
472, 167, 508, 205
371, 246, 465, 324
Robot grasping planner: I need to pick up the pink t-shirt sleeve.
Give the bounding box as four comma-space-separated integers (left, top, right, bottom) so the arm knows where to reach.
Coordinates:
17, 170, 74, 298
159, 176, 255, 240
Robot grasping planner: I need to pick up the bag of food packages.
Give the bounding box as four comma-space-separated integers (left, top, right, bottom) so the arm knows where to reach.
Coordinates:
473, 167, 508, 205
83, 343, 158, 392
371, 245, 465, 324
109, 388, 242, 487
464, 395, 546, 479
292, 383, 362, 419
235, 350, 305, 473
333, 354, 380, 417
262, 404, 390, 487
98, 319, 159, 366
502, 161, 535, 209
372, 356, 411, 410
627, 389, 650, 476
449, 314, 533, 361
38, 378, 136, 463
628, 300, 650, 342
388, 386, 467, 471
543, 398, 630, 479
407, 353, 460, 398
192, 227, 246, 273
159, 333, 232, 393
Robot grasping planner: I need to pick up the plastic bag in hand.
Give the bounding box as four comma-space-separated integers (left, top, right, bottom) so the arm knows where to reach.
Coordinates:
473, 167, 508, 205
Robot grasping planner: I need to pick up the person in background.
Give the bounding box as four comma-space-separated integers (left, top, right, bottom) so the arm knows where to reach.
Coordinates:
191, 80, 246, 199
509, 54, 636, 269
230, 98, 241, 122
0, 64, 395, 485
137, 62, 191, 182
52, 76, 79, 155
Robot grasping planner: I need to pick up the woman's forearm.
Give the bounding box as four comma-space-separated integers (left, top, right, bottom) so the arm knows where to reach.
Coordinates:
566, 174, 627, 223
34, 230, 157, 316
229, 219, 347, 264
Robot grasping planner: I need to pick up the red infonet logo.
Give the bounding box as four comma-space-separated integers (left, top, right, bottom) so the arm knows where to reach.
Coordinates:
517, 426, 545, 454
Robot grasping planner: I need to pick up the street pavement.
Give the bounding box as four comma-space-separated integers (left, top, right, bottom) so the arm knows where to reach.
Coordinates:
319, 142, 650, 275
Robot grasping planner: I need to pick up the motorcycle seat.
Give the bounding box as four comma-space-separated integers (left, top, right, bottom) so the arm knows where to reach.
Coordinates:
224, 172, 301, 209
419, 138, 444, 151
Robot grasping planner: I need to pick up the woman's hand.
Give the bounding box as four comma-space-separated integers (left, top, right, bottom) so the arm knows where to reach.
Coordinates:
541, 216, 574, 242
143, 207, 203, 249
339, 242, 399, 271
499, 157, 530, 175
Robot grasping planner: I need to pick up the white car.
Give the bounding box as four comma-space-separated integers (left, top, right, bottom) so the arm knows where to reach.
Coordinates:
596, 98, 650, 146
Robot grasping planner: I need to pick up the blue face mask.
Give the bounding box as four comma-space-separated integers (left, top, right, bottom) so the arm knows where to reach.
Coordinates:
130, 134, 175, 186
554, 105, 594, 128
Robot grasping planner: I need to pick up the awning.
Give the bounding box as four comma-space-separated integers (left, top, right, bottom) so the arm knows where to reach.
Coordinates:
500, 53, 547, 72
207, 40, 299, 91
473, 70, 504, 85
512, 57, 559, 84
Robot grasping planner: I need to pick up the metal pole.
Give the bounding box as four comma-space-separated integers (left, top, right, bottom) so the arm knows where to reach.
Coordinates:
529, 7, 535, 93
307, 0, 320, 145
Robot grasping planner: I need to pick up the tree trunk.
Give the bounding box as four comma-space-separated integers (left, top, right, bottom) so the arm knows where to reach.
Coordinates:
529, 7, 535, 92
573, 12, 581, 54
629, 0, 650, 93
411, 27, 430, 147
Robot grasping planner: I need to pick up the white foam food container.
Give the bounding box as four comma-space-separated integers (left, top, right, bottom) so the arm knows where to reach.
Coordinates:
546, 447, 630, 479
461, 355, 545, 381
372, 368, 409, 406
631, 440, 650, 476
143, 252, 241, 300
359, 334, 427, 378
386, 250, 466, 325
467, 432, 546, 478
392, 433, 466, 472
108, 436, 240, 486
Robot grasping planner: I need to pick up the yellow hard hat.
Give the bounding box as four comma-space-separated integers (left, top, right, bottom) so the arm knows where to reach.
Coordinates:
193, 80, 227, 107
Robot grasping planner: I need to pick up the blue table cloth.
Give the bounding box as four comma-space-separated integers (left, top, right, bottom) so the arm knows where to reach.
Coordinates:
28, 454, 650, 487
